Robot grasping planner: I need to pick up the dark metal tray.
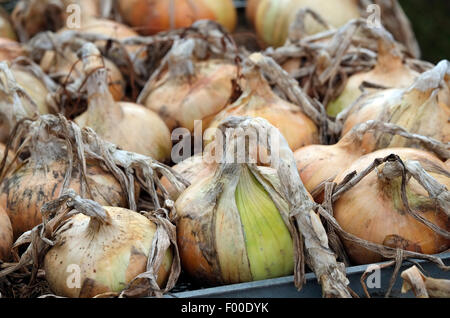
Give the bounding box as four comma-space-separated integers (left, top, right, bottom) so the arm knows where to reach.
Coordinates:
169, 253, 450, 298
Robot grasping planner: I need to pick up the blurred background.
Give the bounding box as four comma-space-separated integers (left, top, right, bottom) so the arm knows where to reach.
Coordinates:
1, 0, 448, 63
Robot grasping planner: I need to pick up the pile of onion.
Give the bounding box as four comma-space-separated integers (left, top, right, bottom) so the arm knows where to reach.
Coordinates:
117, 0, 237, 35
141, 59, 238, 132
74, 43, 172, 162
326, 31, 419, 117
205, 63, 319, 151
340, 60, 450, 153
332, 147, 450, 265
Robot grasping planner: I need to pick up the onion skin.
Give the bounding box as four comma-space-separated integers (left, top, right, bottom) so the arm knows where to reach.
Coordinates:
0, 205, 12, 261
44, 207, 173, 298
117, 0, 218, 35
0, 159, 127, 240
246, 0, 262, 27
144, 60, 238, 132
254, 0, 360, 47
333, 148, 450, 265
206, 70, 319, 151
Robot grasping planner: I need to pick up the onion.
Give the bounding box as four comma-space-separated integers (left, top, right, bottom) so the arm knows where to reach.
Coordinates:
160, 154, 215, 201
117, 0, 237, 35
40, 48, 126, 101
0, 134, 127, 240
43, 200, 173, 298
0, 38, 24, 61
142, 59, 238, 132
74, 43, 172, 161
206, 67, 319, 151
0, 205, 12, 261
333, 147, 450, 265
253, 0, 360, 47
341, 60, 450, 152
327, 32, 419, 117
176, 158, 294, 286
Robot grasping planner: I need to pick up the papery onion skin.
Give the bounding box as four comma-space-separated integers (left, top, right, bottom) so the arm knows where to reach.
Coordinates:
0, 205, 12, 261
44, 207, 173, 298
254, 0, 361, 47
117, 0, 217, 35
0, 159, 128, 240
144, 60, 238, 132
333, 148, 450, 265
175, 165, 294, 286
206, 71, 319, 151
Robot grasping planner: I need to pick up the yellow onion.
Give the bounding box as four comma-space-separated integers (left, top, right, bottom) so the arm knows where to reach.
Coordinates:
0, 38, 24, 61
327, 34, 419, 117
206, 67, 319, 151
74, 43, 171, 161
40, 47, 126, 101
333, 147, 450, 265
0, 8, 17, 41
0, 205, 12, 261
142, 59, 238, 132
0, 129, 127, 240
341, 60, 450, 152
10, 65, 51, 116
117, 0, 237, 35
160, 154, 215, 201
253, 0, 360, 47
44, 203, 173, 298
